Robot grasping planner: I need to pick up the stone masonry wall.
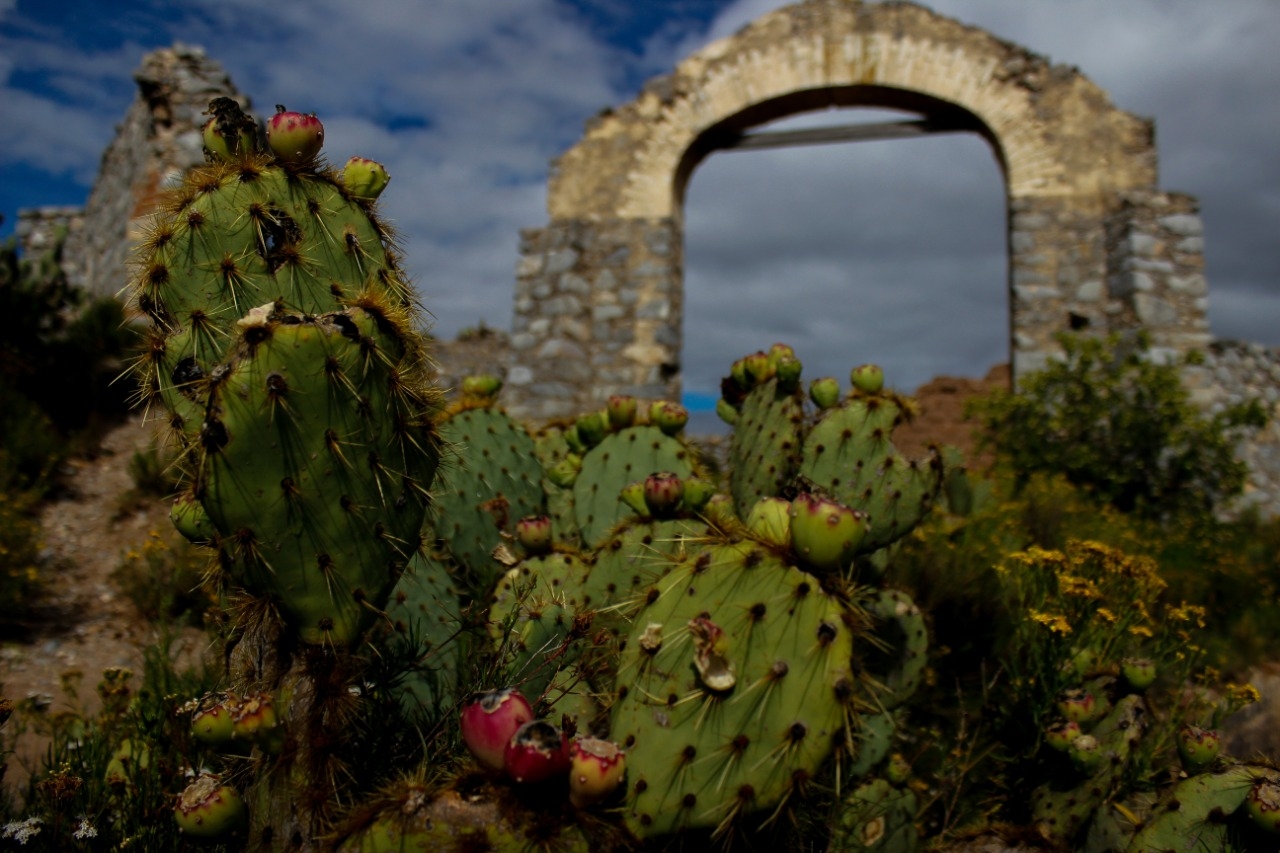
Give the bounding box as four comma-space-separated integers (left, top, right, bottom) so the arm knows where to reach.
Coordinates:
15, 207, 85, 278
62, 44, 247, 300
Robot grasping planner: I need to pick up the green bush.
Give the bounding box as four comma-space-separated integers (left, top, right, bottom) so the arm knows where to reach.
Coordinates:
969, 332, 1266, 519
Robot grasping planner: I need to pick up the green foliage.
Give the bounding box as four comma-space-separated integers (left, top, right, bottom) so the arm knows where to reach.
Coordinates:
0, 483, 44, 625
111, 528, 213, 625
970, 332, 1266, 518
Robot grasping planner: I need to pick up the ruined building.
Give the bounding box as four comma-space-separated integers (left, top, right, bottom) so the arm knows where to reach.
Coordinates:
16, 1, 1280, 514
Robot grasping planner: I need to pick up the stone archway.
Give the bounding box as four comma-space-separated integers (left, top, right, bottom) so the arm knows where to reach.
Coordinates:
505, 0, 1208, 419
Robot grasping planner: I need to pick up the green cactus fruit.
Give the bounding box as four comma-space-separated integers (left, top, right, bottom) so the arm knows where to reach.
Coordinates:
341, 156, 390, 201
575, 410, 610, 448
727, 375, 805, 518
773, 354, 803, 393
642, 471, 683, 517
572, 426, 693, 547
766, 342, 796, 370
788, 493, 867, 573
606, 395, 638, 430
716, 397, 740, 425
619, 480, 650, 517
1245, 779, 1280, 834
885, 753, 911, 786
459, 373, 503, 401
809, 376, 841, 410
196, 307, 439, 645
515, 515, 553, 556
1044, 719, 1083, 752
611, 540, 855, 839
1067, 733, 1103, 775
175, 774, 248, 839
1177, 724, 1221, 771
729, 356, 750, 390
1120, 657, 1157, 691
850, 363, 885, 394
743, 350, 773, 386
681, 476, 715, 512
648, 400, 689, 436
231, 691, 282, 751
431, 403, 544, 594
746, 496, 792, 548
201, 97, 257, 162
1056, 688, 1097, 724
266, 105, 324, 163
547, 454, 583, 488
192, 697, 236, 745
170, 490, 215, 545
830, 777, 918, 853
799, 393, 943, 554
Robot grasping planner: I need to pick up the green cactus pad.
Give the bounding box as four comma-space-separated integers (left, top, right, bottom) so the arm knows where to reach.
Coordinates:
198, 306, 439, 644
727, 377, 806, 518
1126, 765, 1280, 852
431, 404, 545, 594
862, 589, 928, 711
572, 426, 694, 548
829, 777, 918, 853
846, 712, 896, 779
799, 396, 943, 554
384, 548, 464, 715
533, 426, 582, 549
611, 540, 855, 839
488, 552, 591, 702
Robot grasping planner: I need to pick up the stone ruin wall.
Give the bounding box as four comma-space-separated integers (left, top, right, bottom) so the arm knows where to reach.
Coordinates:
12, 3, 1280, 515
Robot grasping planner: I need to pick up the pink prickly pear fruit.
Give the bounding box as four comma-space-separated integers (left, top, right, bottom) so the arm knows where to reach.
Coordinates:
850, 363, 885, 394
515, 515, 553, 556
743, 351, 774, 386
575, 410, 609, 448
1044, 719, 1083, 752
716, 397, 739, 425
1120, 657, 1157, 690
174, 773, 248, 839
341, 156, 390, 201
1067, 734, 1103, 775
788, 493, 867, 572
643, 471, 683, 517
266, 105, 324, 163
568, 736, 627, 808
648, 401, 689, 436
606, 395, 638, 430
461, 374, 503, 400
192, 696, 237, 745
504, 720, 570, 784
681, 477, 715, 512
1055, 688, 1097, 724
460, 688, 535, 773
1176, 725, 1221, 770
1245, 780, 1280, 834
809, 377, 841, 410
747, 497, 792, 548
619, 480, 650, 517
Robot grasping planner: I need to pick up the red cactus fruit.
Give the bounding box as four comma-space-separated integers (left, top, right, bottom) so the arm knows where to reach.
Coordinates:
460, 687, 534, 773
515, 515, 553, 556
568, 736, 627, 808
643, 471, 684, 517
266, 105, 324, 163
1044, 719, 1083, 752
504, 720, 570, 784
1245, 779, 1280, 834
174, 773, 247, 838
231, 692, 281, 752
1055, 688, 1097, 724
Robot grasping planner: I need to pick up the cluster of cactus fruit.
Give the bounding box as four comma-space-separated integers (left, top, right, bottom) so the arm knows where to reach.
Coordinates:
103, 95, 1280, 852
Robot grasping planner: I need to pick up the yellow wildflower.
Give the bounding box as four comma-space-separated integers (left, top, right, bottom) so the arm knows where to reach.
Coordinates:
1030, 610, 1073, 635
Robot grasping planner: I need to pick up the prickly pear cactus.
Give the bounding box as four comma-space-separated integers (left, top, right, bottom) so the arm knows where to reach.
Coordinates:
430, 397, 545, 594
799, 390, 943, 554
610, 539, 856, 839
384, 548, 465, 714
830, 777, 919, 853
196, 305, 439, 644
724, 374, 806, 519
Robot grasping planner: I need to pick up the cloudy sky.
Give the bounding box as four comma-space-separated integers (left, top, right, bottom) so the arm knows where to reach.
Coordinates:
2, 0, 1277, 409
